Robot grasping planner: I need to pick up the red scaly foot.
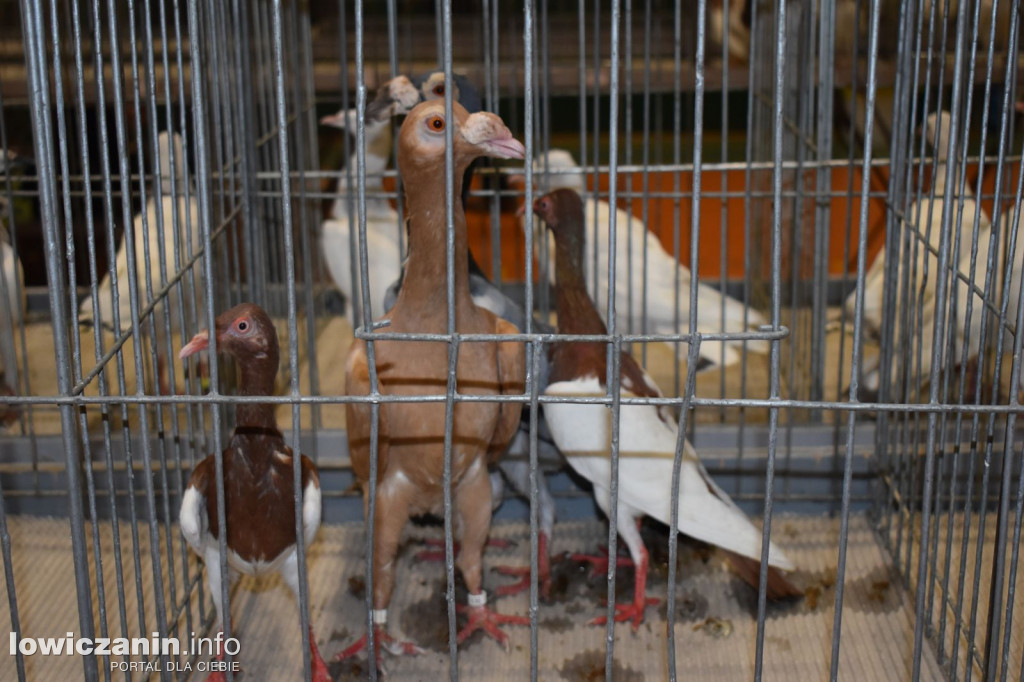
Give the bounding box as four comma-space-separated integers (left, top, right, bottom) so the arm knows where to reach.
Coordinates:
456, 592, 528, 651
493, 532, 551, 599
414, 537, 516, 562
588, 547, 657, 629
204, 632, 240, 682
570, 545, 635, 578
307, 626, 332, 682
333, 626, 424, 665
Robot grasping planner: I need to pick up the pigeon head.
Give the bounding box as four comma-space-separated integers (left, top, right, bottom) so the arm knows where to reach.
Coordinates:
364, 75, 422, 122
179, 303, 279, 370
398, 100, 524, 179
533, 149, 585, 193
534, 188, 585, 277
419, 72, 461, 105
533, 188, 583, 235
155, 131, 187, 197
921, 111, 953, 162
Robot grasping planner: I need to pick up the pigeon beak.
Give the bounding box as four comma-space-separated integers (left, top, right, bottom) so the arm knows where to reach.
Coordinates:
480, 131, 525, 160
179, 330, 210, 359
320, 110, 350, 130
462, 112, 525, 160
515, 202, 527, 217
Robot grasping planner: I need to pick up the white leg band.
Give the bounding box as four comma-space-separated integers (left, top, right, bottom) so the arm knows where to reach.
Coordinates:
372, 609, 388, 625
467, 590, 487, 608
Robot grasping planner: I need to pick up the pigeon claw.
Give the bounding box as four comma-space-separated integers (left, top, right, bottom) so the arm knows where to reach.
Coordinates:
570, 546, 634, 579
455, 604, 528, 651
492, 533, 550, 599
331, 626, 419, 675
588, 596, 659, 630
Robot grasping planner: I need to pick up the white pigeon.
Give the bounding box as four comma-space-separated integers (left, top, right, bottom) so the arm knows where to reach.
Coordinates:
945, 198, 1024, 385
79, 131, 202, 394
526, 148, 769, 369
533, 189, 797, 627
319, 78, 420, 329
0, 220, 24, 415
847, 111, 992, 394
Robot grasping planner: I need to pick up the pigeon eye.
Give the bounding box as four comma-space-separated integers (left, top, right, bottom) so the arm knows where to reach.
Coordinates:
236, 319, 250, 333
433, 84, 444, 96
426, 115, 445, 132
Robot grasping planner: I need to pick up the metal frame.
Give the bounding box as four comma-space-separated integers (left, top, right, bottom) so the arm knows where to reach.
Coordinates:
1, 0, 1023, 681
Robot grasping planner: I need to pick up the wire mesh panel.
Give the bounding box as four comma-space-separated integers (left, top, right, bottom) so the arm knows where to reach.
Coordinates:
3, 0, 322, 680
0, 0, 1022, 681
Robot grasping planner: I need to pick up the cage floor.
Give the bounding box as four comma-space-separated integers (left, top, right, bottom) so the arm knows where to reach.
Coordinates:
0, 513, 953, 681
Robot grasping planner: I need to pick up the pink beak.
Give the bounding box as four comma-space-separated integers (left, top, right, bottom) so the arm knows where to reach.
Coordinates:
179, 330, 210, 359
515, 202, 527, 217
320, 111, 348, 129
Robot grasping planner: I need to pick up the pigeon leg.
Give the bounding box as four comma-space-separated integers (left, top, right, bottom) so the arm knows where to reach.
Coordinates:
589, 512, 657, 628
493, 531, 551, 599
453, 464, 527, 647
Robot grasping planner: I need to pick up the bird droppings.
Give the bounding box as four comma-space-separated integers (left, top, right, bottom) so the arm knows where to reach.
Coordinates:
870, 580, 890, 601
564, 600, 586, 616
802, 568, 838, 611
400, 591, 452, 653
347, 574, 366, 600
398, 576, 472, 654
765, 634, 793, 653
846, 567, 900, 614
558, 650, 644, 682
659, 590, 709, 622
641, 519, 715, 580
541, 616, 574, 633
692, 616, 734, 639
328, 627, 351, 643
329, 657, 367, 680
545, 554, 599, 604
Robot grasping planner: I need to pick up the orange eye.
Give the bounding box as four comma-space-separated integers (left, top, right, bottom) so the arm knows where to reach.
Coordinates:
433, 84, 444, 96
426, 115, 445, 131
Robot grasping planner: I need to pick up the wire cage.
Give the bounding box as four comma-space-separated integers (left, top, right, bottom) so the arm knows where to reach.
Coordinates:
0, 0, 1022, 680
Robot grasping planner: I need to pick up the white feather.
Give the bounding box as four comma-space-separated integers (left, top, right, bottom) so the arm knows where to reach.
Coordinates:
320, 112, 404, 327
0, 233, 24, 388
302, 478, 322, 548
847, 112, 997, 391
179, 485, 206, 553
529, 150, 769, 368
543, 376, 793, 570
78, 132, 202, 383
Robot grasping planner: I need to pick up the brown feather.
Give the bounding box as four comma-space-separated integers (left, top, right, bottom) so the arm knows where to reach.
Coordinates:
724, 550, 803, 601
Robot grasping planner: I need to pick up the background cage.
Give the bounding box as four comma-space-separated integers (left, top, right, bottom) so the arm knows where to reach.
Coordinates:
0, 0, 1021, 680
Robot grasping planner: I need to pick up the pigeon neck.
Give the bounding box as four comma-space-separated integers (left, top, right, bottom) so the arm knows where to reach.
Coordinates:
397, 164, 473, 310
234, 352, 278, 429
554, 229, 605, 337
